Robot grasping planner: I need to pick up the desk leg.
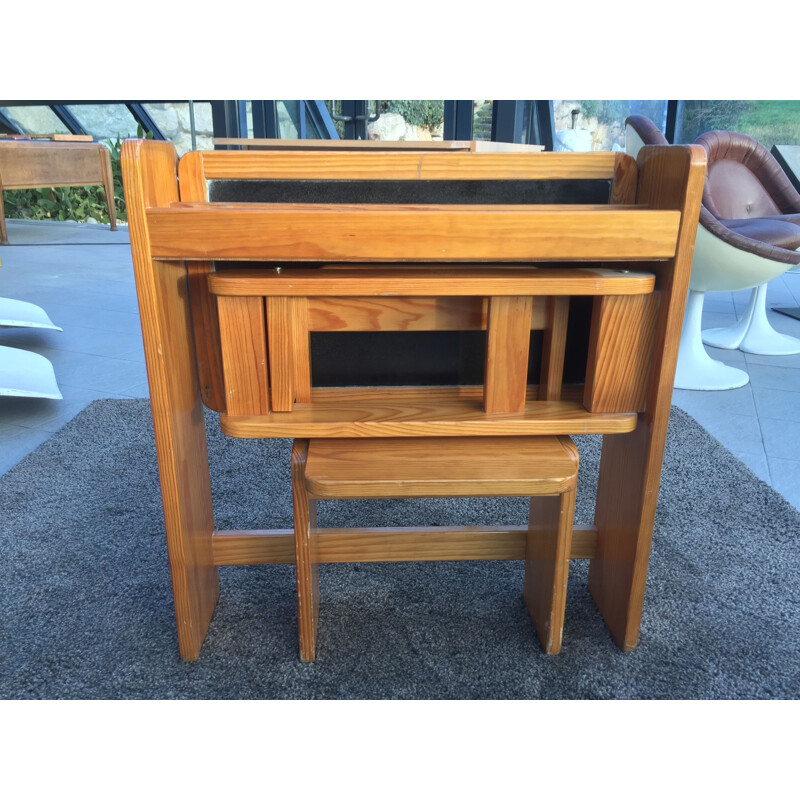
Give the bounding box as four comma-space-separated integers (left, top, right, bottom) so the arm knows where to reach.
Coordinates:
146, 259, 219, 661
100, 146, 118, 231
0, 188, 8, 245
123, 140, 218, 661
589, 421, 658, 650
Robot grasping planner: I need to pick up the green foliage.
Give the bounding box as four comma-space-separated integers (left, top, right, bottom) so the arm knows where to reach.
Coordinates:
676, 101, 753, 143
384, 101, 444, 131
576, 101, 631, 126
676, 101, 800, 149
2, 125, 153, 225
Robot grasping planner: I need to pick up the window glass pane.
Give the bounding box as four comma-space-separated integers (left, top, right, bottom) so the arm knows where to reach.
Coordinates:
65, 104, 139, 140
304, 106, 321, 139
369, 101, 445, 141
142, 102, 214, 155
472, 101, 493, 141
277, 101, 301, 138
675, 101, 800, 150
553, 101, 667, 151
0, 105, 69, 135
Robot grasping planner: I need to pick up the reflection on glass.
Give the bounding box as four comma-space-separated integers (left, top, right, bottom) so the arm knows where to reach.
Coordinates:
553, 101, 668, 151
0, 106, 69, 135
675, 101, 800, 150
143, 102, 214, 155
472, 101, 493, 141
369, 101, 445, 141
65, 104, 139, 140
277, 101, 301, 138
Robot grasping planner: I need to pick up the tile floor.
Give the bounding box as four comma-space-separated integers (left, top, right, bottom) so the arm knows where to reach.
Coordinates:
2, 218, 800, 510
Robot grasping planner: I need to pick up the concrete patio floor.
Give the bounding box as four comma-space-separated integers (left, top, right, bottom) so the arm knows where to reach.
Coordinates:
2, 218, 800, 511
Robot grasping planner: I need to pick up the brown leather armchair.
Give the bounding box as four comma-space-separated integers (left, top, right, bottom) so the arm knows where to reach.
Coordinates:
626, 115, 800, 390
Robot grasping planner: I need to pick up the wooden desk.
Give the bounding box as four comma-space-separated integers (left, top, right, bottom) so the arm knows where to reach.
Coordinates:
0, 139, 118, 244
215, 137, 544, 153
122, 142, 705, 661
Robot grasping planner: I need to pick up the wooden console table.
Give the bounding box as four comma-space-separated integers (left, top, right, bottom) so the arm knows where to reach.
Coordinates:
0, 139, 118, 244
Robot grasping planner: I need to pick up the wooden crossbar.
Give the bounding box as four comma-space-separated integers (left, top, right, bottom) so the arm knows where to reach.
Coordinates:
147, 205, 681, 262
209, 267, 656, 297
183, 150, 624, 181
211, 524, 599, 565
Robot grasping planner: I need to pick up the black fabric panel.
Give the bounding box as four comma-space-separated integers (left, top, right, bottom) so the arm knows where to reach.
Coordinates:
208, 179, 610, 206
310, 330, 551, 388
208, 179, 601, 389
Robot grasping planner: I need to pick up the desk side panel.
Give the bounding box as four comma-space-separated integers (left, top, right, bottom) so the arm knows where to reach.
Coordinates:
121, 139, 218, 662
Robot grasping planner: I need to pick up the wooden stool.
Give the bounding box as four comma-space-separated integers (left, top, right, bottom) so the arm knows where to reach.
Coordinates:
291, 435, 579, 661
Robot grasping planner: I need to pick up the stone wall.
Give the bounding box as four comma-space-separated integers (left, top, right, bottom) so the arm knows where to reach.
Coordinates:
367, 112, 444, 142
142, 103, 215, 155
1, 103, 214, 156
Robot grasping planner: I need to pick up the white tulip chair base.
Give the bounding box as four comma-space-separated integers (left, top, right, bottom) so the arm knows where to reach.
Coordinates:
701, 284, 800, 355
675, 290, 749, 390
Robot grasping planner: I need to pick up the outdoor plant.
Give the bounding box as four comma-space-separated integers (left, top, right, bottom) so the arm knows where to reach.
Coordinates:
384, 100, 444, 131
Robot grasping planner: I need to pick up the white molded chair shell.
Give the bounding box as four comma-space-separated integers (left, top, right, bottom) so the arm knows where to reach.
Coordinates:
0, 344, 62, 399
0, 297, 63, 330
626, 115, 800, 388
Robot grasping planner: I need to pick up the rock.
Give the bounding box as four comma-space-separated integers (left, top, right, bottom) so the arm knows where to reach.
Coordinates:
368, 113, 407, 141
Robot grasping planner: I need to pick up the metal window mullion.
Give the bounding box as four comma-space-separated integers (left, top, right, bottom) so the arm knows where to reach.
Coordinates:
306, 101, 339, 139
0, 107, 22, 134
665, 100, 678, 143
491, 101, 522, 143
126, 103, 167, 140
51, 105, 86, 135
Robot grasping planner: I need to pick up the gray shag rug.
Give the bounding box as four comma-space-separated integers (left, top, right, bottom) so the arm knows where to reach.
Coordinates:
2, 399, 799, 699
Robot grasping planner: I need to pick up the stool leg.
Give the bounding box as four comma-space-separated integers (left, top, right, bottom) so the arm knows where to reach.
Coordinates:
523, 486, 576, 655
292, 440, 319, 662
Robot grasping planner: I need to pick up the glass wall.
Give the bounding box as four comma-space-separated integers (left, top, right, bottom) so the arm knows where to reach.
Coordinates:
552, 101, 668, 151
368, 101, 445, 141
142, 102, 214, 154
0, 106, 69, 135
674, 101, 800, 150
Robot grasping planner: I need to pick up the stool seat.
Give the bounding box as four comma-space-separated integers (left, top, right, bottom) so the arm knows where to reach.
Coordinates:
304, 436, 579, 499
293, 434, 580, 660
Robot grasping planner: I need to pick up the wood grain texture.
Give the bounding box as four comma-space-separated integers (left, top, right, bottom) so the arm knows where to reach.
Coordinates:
583, 293, 660, 413
218, 295, 270, 415
524, 485, 577, 655
0, 140, 106, 186
148, 205, 680, 262
290, 296, 312, 403
121, 139, 218, 662
209, 267, 656, 297
211, 525, 599, 565
610, 151, 639, 206
98, 145, 117, 231
304, 436, 578, 499
220, 392, 639, 438
484, 296, 533, 414
588, 144, 707, 650
307, 296, 548, 332
177, 150, 227, 412
539, 296, 569, 401
195, 150, 621, 181
292, 440, 319, 662
265, 296, 294, 411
